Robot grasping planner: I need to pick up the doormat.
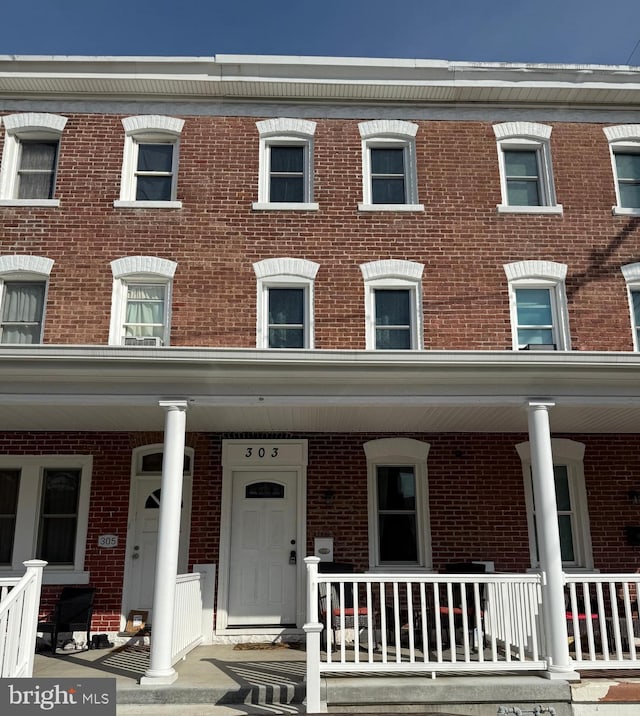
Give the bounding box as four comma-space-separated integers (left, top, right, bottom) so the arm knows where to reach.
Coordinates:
233, 642, 291, 650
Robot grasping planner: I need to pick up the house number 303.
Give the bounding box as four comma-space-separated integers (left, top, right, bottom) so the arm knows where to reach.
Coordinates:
245, 447, 279, 458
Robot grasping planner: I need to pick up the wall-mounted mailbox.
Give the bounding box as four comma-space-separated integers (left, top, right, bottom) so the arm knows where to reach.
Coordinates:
314, 537, 334, 562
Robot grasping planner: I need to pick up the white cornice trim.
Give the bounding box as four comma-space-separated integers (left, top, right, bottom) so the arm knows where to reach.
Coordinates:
253, 257, 319, 280
0, 254, 54, 275
110, 255, 177, 278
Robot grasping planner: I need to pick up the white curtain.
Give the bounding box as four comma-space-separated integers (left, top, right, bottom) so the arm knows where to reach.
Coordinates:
1, 282, 45, 344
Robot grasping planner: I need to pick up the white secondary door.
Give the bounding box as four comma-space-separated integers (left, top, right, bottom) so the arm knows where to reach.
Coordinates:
227, 470, 298, 626
123, 475, 192, 620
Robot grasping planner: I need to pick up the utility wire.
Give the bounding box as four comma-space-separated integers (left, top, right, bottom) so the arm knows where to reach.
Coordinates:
626, 37, 640, 65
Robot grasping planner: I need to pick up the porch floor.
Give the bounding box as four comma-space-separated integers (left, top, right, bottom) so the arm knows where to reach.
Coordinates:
32, 643, 640, 716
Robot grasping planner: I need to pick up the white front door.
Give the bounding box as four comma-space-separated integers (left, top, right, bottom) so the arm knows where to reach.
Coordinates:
227, 470, 298, 626
123, 476, 192, 619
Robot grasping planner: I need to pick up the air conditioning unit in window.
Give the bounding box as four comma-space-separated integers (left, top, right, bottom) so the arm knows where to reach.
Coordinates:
123, 336, 163, 347
523, 343, 557, 351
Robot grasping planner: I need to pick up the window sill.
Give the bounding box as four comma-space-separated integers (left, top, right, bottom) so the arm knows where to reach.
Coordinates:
252, 202, 319, 211
113, 200, 182, 209
612, 206, 640, 216
358, 203, 424, 212
496, 204, 563, 215
0, 199, 60, 207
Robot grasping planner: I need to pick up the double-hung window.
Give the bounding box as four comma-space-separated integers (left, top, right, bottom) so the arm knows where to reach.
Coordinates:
360, 259, 424, 350
0, 455, 92, 581
621, 263, 640, 349
253, 258, 319, 348
358, 120, 423, 211
253, 118, 318, 210
109, 256, 177, 346
0, 255, 54, 344
604, 126, 640, 215
114, 115, 184, 209
494, 122, 562, 214
504, 260, 570, 350
0, 113, 67, 206
517, 439, 592, 570
364, 438, 431, 570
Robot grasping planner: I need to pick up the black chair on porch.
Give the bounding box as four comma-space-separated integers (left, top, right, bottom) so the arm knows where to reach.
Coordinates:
37, 586, 96, 652
317, 562, 373, 651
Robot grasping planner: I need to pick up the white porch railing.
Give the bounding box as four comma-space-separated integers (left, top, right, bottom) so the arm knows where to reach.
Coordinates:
0, 560, 47, 677
565, 573, 640, 668
171, 571, 203, 665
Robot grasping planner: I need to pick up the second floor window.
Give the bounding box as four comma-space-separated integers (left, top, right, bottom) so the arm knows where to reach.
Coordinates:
267, 287, 305, 348
374, 289, 412, 349
123, 283, 167, 343
514, 287, 555, 348
0, 281, 46, 344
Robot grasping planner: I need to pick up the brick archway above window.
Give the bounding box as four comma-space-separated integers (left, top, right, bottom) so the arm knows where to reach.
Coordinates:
110, 256, 177, 279
0, 255, 54, 276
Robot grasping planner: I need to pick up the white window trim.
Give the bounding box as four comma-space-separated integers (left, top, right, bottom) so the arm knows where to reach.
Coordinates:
621, 262, 640, 350
516, 439, 593, 571
494, 122, 562, 215
253, 257, 319, 348
0, 454, 92, 584
0, 254, 54, 344
604, 126, 640, 216
364, 438, 431, 572
504, 260, 570, 351
0, 113, 67, 207
358, 120, 423, 212
114, 115, 184, 209
253, 118, 318, 211
360, 259, 424, 350
109, 256, 177, 346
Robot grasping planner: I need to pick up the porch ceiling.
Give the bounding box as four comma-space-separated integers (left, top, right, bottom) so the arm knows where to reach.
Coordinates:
0, 346, 640, 434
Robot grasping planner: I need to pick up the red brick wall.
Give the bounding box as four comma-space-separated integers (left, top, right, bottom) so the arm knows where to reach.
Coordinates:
0, 112, 637, 351
5, 429, 640, 629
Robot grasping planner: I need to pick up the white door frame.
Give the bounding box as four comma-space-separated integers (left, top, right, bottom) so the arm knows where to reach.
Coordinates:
120, 443, 194, 629
217, 439, 307, 635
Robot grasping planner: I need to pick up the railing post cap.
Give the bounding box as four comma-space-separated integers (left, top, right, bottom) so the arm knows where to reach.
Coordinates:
22, 559, 47, 568
304, 556, 321, 565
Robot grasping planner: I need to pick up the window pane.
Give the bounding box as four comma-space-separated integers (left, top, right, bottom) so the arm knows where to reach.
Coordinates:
554, 465, 571, 510
126, 285, 165, 325
1, 282, 45, 344
379, 514, 417, 562
372, 177, 406, 204
377, 466, 416, 510
515, 289, 552, 325
137, 144, 174, 173
17, 142, 57, 200
0, 469, 20, 565
558, 515, 575, 562
375, 328, 412, 349
270, 176, 304, 202
615, 153, 640, 180
504, 150, 539, 178
136, 175, 172, 201
270, 146, 303, 173
506, 180, 540, 206
375, 290, 410, 326
619, 183, 640, 209
37, 469, 80, 565
371, 148, 405, 175
269, 288, 304, 325
633, 291, 640, 328
518, 328, 554, 346
268, 327, 304, 349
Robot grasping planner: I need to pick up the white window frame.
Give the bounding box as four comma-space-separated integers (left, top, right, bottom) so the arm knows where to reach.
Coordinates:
504, 260, 570, 351
0, 113, 67, 207
0, 254, 54, 344
253, 257, 319, 348
621, 262, 640, 350
494, 122, 562, 214
114, 115, 184, 209
360, 259, 424, 350
604, 126, 640, 216
253, 118, 318, 211
517, 439, 593, 571
109, 256, 177, 346
358, 120, 423, 212
0, 454, 92, 584
364, 438, 431, 571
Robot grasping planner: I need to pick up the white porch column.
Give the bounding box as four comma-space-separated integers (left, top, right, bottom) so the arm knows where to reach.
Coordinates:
527, 400, 579, 681
141, 400, 188, 686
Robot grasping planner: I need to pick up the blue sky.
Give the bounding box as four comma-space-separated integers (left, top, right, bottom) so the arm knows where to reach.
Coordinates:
2, 0, 640, 66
